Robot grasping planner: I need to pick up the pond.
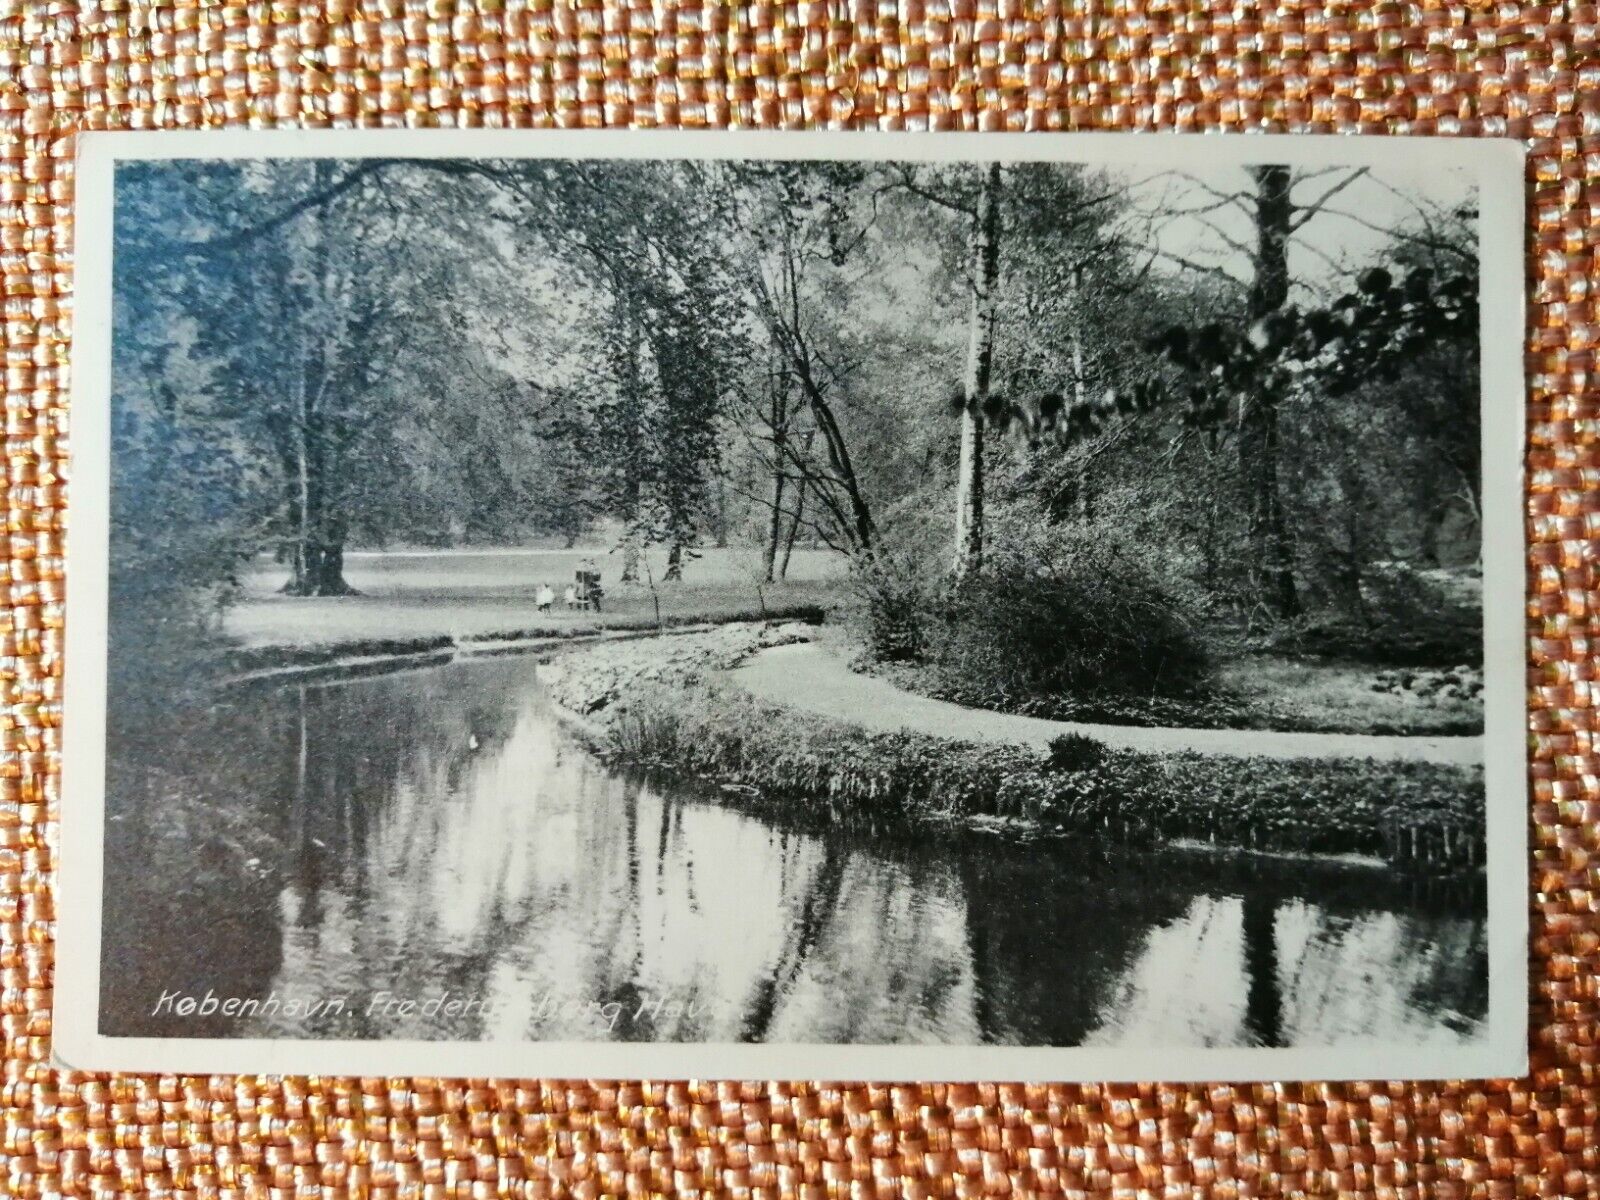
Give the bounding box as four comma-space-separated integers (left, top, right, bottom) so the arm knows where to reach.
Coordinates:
100, 654, 1488, 1047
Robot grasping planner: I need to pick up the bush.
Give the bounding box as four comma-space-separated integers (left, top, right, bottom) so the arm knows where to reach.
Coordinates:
108, 404, 266, 705
928, 535, 1211, 703
611, 677, 1046, 821
1047, 732, 1106, 772
850, 545, 939, 663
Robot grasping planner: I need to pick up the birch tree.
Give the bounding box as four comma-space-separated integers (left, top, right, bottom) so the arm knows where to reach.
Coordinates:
891, 161, 1123, 578
953, 163, 1002, 579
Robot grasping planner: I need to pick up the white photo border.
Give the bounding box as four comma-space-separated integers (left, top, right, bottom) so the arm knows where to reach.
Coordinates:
57, 128, 1529, 1083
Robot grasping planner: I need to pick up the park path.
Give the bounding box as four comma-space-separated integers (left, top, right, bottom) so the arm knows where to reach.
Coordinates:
728, 642, 1482, 765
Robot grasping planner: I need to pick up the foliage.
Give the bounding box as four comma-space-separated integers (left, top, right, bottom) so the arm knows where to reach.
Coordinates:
850, 511, 1211, 708
115, 155, 1484, 698
106, 383, 268, 704
928, 527, 1212, 702
1144, 264, 1477, 440
1271, 561, 1482, 667
848, 545, 940, 662
878, 652, 1485, 735
1046, 732, 1105, 772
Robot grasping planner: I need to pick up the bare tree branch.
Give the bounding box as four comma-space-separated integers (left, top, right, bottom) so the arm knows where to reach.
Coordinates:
1289, 167, 1369, 232
185, 162, 390, 254
1190, 213, 1256, 260
1146, 246, 1250, 288
1312, 204, 1477, 265
886, 163, 978, 218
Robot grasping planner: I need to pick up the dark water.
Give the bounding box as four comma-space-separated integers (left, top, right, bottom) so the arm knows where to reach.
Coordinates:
102, 656, 1488, 1047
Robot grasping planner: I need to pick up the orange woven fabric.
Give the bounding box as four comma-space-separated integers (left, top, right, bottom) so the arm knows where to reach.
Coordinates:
4, 2, 1592, 1197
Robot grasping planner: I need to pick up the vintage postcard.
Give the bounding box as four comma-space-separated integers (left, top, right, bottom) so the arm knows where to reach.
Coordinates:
57, 129, 1526, 1081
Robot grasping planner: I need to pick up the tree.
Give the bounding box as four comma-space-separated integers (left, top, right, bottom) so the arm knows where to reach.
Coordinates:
265, 162, 384, 595
110, 169, 275, 635
762, 352, 793, 582
543, 161, 746, 583
723, 162, 881, 558
890, 160, 1126, 577
1130, 164, 1373, 621
118, 160, 505, 596
395, 158, 752, 583
953, 163, 1002, 578
1146, 254, 1480, 621
116, 152, 1482, 676
723, 344, 805, 583
1240, 164, 1300, 619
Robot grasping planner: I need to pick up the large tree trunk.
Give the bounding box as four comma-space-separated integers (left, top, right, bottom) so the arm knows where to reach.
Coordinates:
777, 314, 873, 554
287, 540, 354, 597
1242, 165, 1300, 621
616, 298, 647, 585
283, 504, 355, 596
280, 370, 355, 598
806, 390, 874, 553
764, 477, 785, 583
619, 533, 642, 584
762, 233, 875, 556
953, 162, 1001, 579
280, 187, 356, 600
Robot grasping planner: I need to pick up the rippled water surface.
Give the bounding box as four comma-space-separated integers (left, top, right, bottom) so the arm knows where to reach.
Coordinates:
102, 656, 1488, 1046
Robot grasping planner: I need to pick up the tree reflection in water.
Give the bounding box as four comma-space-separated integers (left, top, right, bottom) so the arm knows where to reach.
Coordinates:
101, 656, 1488, 1047
1243, 893, 1284, 1047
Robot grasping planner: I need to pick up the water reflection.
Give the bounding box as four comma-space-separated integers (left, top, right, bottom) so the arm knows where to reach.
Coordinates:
101, 656, 1488, 1046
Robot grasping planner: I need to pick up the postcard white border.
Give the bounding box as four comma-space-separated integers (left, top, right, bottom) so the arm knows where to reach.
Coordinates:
57, 129, 1528, 1083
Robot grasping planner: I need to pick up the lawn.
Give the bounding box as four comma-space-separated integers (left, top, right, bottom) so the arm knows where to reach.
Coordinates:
1214, 655, 1483, 736
225, 545, 850, 650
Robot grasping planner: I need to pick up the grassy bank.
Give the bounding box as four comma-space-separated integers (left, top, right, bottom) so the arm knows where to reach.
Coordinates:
224, 604, 826, 678
870, 654, 1484, 737
876, 652, 1484, 739
603, 676, 1486, 872
226, 545, 844, 650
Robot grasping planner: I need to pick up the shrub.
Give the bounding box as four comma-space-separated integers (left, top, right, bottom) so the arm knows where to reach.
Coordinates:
928, 535, 1211, 702
1046, 732, 1106, 773
849, 545, 939, 663
108, 404, 268, 704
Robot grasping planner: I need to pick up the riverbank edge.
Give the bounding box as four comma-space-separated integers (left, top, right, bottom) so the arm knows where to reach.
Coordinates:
222, 603, 827, 684
537, 623, 1488, 874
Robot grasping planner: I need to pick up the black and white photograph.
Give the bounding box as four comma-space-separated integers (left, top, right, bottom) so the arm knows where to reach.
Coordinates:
58, 131, 1524, 1082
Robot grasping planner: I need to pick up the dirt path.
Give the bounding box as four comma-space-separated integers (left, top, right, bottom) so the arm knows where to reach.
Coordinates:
728, 642, 1482, 765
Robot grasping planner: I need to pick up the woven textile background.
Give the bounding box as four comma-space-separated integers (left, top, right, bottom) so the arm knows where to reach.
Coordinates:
0, 1, 1590, 1196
